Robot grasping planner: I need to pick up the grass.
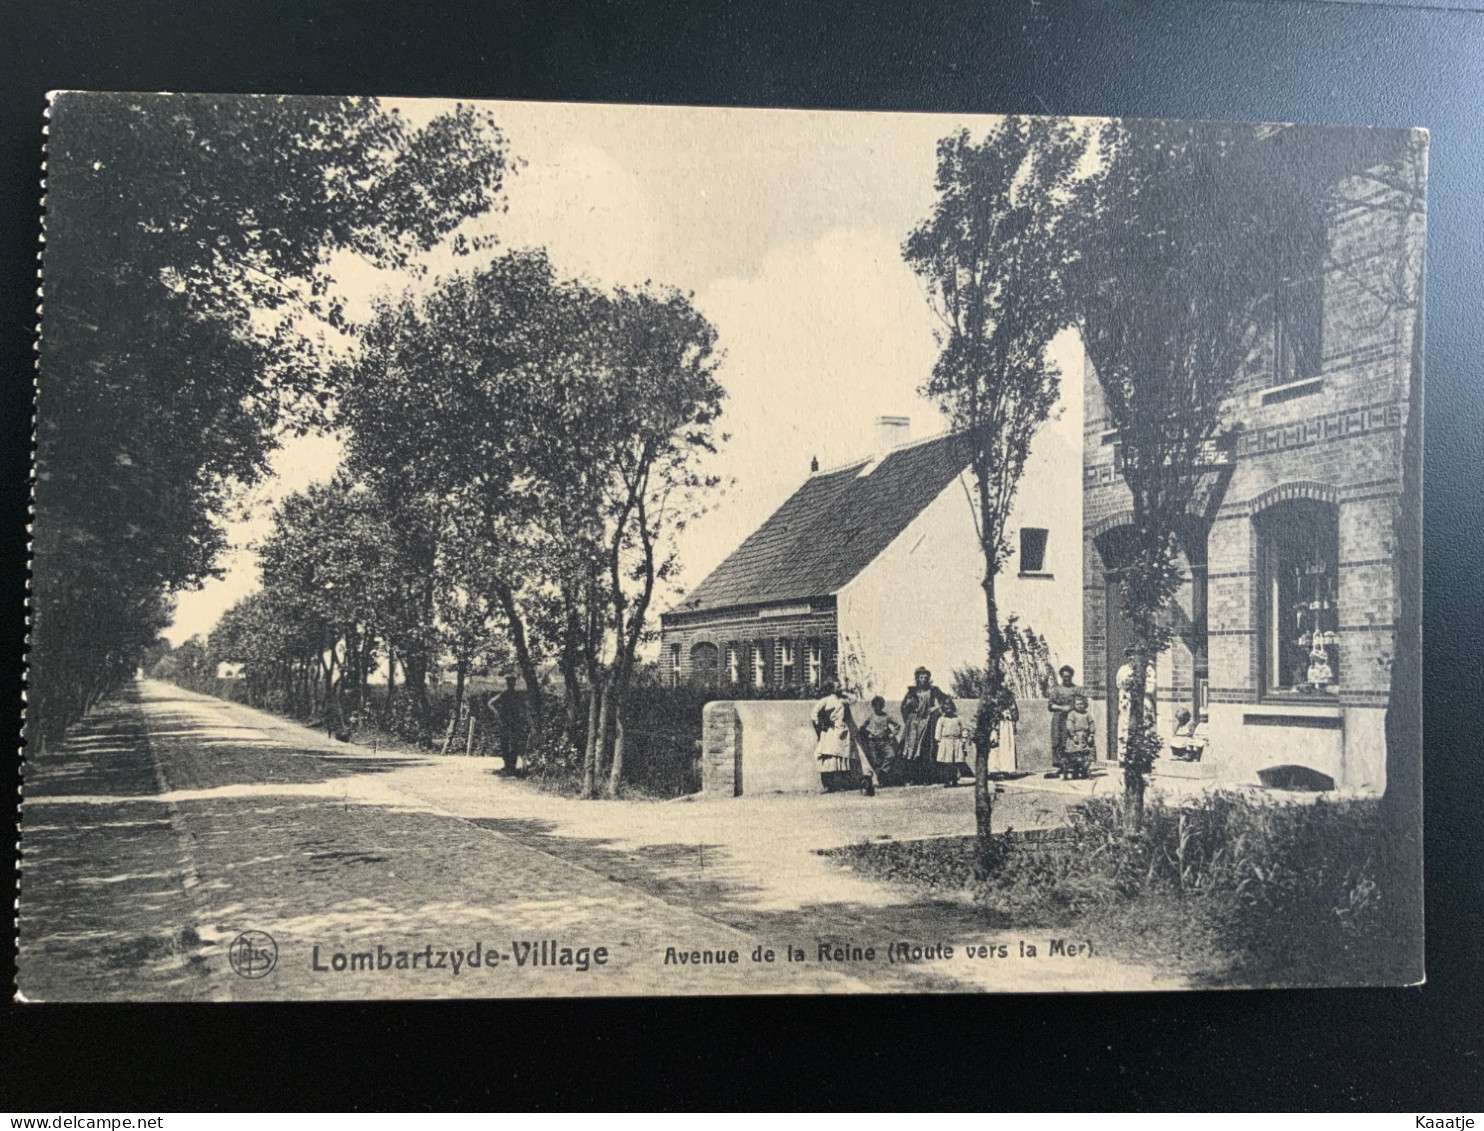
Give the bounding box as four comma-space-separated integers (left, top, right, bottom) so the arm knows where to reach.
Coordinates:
827, 791, 1421, 987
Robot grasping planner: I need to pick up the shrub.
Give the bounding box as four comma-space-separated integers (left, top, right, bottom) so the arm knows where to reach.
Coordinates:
952, 615, 1059, 700
831, 791, 1413, 986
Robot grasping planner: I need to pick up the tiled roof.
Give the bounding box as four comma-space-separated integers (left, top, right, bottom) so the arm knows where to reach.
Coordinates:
672, 432, 972, 614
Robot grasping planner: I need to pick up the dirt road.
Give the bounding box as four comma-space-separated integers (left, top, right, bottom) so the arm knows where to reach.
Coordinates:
18, 681, 1180, 999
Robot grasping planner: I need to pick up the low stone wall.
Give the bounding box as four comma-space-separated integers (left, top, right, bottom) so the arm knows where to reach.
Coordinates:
700, 697, 1054, 796
1013, 699, 1053, 772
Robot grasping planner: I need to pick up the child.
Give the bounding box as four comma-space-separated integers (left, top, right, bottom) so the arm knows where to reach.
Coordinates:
934, 699, 973, 786
858, 695, 901, 786
1061, 693, 1096, 779
1169, 708, 1207, 762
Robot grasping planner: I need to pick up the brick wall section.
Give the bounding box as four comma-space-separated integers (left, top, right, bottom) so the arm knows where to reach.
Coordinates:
701, 701, 742, 796
659, 602, 839, 690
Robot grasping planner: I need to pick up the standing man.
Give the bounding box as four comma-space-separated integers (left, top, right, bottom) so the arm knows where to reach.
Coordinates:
1047, 665, 1081, 777
488, 676, 528, 776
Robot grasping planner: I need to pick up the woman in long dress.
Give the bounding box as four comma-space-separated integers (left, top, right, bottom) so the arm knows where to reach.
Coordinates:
1114, 649, 1156, 762
813, 682, 871, 794
899, 666, 952, 785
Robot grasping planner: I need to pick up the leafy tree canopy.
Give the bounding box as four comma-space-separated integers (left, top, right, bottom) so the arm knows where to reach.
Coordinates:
34, 94, 510, 739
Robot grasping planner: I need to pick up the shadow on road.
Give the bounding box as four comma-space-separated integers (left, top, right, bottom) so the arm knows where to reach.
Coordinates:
26, 683, 431, 799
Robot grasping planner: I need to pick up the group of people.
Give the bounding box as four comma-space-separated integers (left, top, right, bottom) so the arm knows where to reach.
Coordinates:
813, 663, 1111, 795
1047, 665, 1097, 779
811, 666, 986, 795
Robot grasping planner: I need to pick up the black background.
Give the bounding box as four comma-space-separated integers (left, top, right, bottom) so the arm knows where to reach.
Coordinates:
3, 0, 1482, 1112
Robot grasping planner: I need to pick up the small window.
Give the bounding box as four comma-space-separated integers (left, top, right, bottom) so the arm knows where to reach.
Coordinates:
669, 644, 681, 688
725, 644, 740, 686
807, 640, 822, 686
1020, 527, 1049, 574
779, 639, 796, 685
1257, 499, 1340, 695
752, 641, 768, 687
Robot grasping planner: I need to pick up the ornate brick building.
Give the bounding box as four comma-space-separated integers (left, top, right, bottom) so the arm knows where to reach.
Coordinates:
1082, 175, 1419, 792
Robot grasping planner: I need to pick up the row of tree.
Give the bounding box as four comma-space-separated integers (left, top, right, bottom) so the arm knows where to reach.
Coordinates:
32, 95, 512, 744
200, 249, 725, 797
904, 116, 1423, 858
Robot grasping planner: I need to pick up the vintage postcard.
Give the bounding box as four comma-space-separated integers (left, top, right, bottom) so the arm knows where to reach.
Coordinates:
19, 94, 1425, 999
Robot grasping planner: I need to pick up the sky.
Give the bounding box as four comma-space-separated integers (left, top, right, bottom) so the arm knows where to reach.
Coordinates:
166, 99, 1081, 645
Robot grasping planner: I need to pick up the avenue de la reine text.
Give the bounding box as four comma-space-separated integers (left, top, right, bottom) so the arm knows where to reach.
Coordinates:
663, 938, 1095, 966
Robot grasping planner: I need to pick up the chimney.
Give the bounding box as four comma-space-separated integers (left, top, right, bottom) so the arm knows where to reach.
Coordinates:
873, 415, 911, 459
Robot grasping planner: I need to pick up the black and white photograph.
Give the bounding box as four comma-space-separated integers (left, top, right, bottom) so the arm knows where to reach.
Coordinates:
19, 93, 1426, 1000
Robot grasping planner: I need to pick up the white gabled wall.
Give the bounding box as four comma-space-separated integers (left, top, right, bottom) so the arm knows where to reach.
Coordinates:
837, 348, 1084, 697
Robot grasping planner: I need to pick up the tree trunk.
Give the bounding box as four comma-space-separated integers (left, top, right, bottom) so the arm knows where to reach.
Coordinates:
1117, 534, 1168, 830
580, 571, 606, 798
408, 570, 438, 730
441, 660, 467, 756
493, 580, 545, 739
382, 644, 397, 724
327, 642, 348, 738
560, 602, 585, 746
593, 674, 615, 795
606, 662, 631, 799
581, 668, 602, 798
608, 699, 626, 799
972, 566, 1003, 878
404, 648, 431, 731
1121, 646, 1150, 828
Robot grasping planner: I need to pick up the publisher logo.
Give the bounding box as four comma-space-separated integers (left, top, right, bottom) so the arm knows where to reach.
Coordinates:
228, 930, 279, 979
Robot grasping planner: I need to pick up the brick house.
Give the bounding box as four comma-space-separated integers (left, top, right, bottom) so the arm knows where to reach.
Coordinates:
1081, 173, 1419, 793
660, 411, 1084, 698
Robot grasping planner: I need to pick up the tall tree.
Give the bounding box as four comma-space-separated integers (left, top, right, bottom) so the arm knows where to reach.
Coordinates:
591, 286, 725, 798
338, 249, 578, 737
340, 252, 725, 794
34, 93, 509, 741
255, 475, 416, 734
903, 117, 1086, 865
1064, 119, 1346, 823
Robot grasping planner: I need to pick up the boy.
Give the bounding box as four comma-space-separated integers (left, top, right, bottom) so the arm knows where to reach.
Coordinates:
858, 695, 901, 786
